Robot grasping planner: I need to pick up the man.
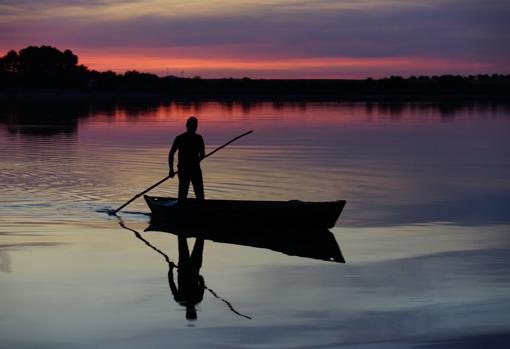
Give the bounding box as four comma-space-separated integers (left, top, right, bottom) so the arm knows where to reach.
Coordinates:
168, 116, 205, 201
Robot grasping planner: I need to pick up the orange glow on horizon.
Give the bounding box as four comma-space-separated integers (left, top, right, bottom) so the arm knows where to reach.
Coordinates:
0, 44, 493, 79
77, 52, 489, 78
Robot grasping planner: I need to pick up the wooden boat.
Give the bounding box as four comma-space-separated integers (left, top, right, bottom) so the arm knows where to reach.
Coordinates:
144, 195, 346, 229
145, 221, 345, 263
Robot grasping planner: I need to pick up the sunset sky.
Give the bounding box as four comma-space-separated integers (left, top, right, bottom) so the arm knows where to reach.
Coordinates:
1, 0, 509, 78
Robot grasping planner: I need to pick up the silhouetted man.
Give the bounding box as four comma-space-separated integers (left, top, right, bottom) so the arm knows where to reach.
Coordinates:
168, 236, 205, 320
168, 116, 205, 201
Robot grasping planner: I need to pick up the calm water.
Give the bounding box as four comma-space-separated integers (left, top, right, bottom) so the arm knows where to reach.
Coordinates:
1, 100, 509, 348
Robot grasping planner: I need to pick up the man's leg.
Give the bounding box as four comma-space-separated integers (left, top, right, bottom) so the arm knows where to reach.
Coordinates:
190, 168, 204, 201
178, 170, 191, 202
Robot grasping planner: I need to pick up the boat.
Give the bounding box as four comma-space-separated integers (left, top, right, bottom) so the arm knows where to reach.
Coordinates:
145, 221, 345, 263
144, 195, 346, 229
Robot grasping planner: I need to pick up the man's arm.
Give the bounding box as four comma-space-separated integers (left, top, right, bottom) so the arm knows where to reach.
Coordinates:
168, 137, 179, 177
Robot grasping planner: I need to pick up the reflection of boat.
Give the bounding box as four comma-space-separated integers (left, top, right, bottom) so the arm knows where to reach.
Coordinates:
146, 220, 345, 263
144, 196, 346, 229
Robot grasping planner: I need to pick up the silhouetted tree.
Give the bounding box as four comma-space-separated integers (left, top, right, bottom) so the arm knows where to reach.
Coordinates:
17, 46, 78, 75
0, 45, 89, 87
0, 50, 19, 73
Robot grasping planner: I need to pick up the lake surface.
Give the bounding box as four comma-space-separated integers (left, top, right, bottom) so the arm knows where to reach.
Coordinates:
1, 100, 509, 348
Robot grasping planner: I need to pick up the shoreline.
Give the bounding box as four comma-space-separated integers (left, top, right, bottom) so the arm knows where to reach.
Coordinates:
1, 88, 509, 102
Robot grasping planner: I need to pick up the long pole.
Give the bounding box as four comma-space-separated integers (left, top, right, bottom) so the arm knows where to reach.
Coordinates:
112, 130, 253, 214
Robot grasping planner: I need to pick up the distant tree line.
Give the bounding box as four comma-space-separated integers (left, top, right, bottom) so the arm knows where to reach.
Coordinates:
1, 46, 509, 99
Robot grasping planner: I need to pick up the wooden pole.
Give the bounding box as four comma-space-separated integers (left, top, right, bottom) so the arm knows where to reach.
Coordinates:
112, 130, 253, 214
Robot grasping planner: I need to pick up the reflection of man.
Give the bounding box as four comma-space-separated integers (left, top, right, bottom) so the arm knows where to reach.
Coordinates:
168, 236, 205, 320
168, 116, 205, 201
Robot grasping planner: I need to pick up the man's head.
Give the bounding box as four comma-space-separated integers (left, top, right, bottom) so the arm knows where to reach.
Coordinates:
186, 116, 198, 133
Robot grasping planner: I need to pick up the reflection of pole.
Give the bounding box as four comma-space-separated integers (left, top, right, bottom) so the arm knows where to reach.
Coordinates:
117, 217, 174, 266
205, 286, 252, 319
116, 218, 252, 320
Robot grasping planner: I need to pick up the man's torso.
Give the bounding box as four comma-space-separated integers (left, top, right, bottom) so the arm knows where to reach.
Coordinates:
175, 132, 204, 168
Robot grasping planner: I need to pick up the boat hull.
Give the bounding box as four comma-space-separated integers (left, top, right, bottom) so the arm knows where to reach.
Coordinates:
144, 196, 346, 229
